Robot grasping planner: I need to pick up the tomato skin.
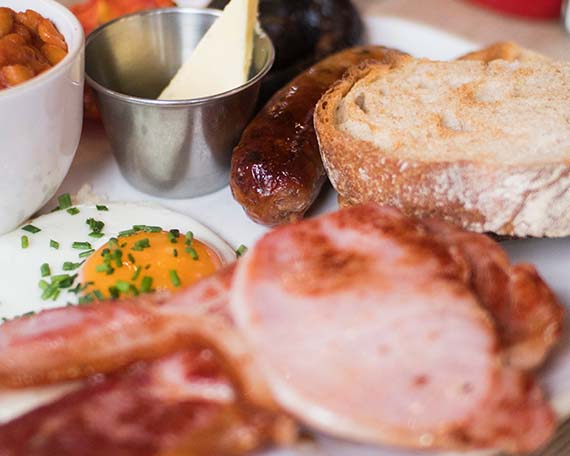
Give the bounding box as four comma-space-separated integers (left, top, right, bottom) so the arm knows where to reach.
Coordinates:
70, 0, 176, 35
468, 0, 562, 19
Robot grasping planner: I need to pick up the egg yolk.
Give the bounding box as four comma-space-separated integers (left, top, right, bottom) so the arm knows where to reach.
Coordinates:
81, 231, 222, 299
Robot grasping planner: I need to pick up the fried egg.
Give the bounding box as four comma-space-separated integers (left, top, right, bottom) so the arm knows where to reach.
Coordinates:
0, 202, 235, 320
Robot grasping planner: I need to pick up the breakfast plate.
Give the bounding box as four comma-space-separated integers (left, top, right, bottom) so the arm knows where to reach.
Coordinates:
48, 9, 570, 454
1, 2, 569, 455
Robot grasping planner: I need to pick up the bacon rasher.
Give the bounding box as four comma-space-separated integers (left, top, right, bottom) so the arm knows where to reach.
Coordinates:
0, 346, 296, 456
0, 266, 235, 389
230, 205, 561, 453
0, 204, 564, 454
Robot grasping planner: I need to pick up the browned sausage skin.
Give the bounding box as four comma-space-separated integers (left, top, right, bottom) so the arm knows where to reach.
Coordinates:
230, 46, 405, 226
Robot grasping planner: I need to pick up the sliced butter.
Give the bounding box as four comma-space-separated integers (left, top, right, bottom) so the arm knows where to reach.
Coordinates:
159, 0, 259, 100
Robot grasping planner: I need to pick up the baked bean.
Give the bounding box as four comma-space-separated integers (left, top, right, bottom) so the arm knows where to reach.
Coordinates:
0, 33, 25, 47
15, 10, 43, 33
37, 19, 67, 50
0, 8, 67, 90
0, 8, 14, 39
27, 46, 51, 73
0, 37, 31, 67
41, 43, 67, 65
12, 23, 32, 43
1, 64, 34, 87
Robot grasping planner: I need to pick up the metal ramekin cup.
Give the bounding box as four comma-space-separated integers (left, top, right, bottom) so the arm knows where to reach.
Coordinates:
85, 8, 275, 198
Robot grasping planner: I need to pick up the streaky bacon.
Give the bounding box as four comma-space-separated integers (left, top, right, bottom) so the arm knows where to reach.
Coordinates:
230, 204, 557, 453
0, 204, 563, 454
424, 219, 564, 370
0, 267, 230, 383
0, 265, 274, 408
0, 345, 296, 456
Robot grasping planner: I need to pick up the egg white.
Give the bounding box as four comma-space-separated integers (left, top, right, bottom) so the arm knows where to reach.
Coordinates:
0, 202, 235, 320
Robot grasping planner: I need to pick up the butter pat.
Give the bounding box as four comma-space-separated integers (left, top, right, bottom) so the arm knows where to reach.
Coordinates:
159, 0, 259, 100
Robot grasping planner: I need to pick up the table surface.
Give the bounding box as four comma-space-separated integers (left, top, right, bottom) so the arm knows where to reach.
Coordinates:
356, 0, 570, 58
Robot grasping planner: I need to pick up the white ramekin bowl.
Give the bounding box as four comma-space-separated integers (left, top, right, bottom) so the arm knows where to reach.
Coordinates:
0, 0, 84, 234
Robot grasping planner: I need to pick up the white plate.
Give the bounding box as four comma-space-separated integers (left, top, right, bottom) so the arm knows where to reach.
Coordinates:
24, 7, 570, 455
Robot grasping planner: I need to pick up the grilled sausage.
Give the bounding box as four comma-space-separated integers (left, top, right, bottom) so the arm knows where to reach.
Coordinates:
230, 46, 405, 225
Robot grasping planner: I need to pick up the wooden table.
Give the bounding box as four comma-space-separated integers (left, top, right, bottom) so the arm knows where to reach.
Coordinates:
355, 0, 570, 58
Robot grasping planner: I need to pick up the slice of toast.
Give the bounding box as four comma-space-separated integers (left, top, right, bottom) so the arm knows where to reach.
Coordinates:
314, 42, 570, 237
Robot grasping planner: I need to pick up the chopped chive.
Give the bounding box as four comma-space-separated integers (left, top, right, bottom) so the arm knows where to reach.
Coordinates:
101, 248, 110, 257
127, 253, 135, 264
185, 231, 194, 244
131, 238, 150, 251
78, 295, 93, 305
51, 274, 77, 288
40, 273, 76, 301
131, 266, 142, 281
112, 250, 123, 268
69, 281, 93, 294
50, 239, 60, 250
169, 270, 181, 287
129, 284, 140, 296
118, 229, 136, 238
66, 207, 80, 215
89, 232, 105, 238
115, 281, 130, 293
58, 193, 72, 209
40, 263, 51, 278
173, 248, 178, 258
63, 261, 83, 271
72, 241, 92, 250
22, 224, 41, 234
21, 311, 36, 318
79, 249, 95, 259
140, 276, 153, 293
93, 290, 104, 300
86, 218, 105, 233
236, 245, 248, 257
145, 226, 162, 233
108, 286, 119, 299
168, 229, 180, 243
96, 263, 114, 275
21, 235, 29, 249
41, 287, 55, 300
133, 225, 162, 233
38, 279, 48, 290
108, 238, 118, 249
96, 205, 109, 211
185, 247, 199, 260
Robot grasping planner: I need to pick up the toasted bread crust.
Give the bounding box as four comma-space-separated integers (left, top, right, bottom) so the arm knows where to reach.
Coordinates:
314, 43, 570, 237
459, 41, 550, 64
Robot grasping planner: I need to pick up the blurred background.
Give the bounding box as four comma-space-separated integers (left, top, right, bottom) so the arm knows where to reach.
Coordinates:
355, 0, 569, 58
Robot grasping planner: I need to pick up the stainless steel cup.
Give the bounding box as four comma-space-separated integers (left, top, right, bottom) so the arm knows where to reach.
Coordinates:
85, 8, 275, 198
